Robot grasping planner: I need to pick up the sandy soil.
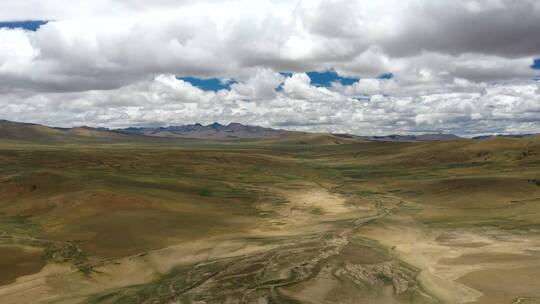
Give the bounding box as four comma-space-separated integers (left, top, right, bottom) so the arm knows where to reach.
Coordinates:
6, 184, 539, 304
0, 185, 362, 304
0, 263, 76, 304
253, 183, 374, 234
458, 266, 540, 304
358, 214, 540, 303
0, 245, 45, 286
0, 235, 284, 304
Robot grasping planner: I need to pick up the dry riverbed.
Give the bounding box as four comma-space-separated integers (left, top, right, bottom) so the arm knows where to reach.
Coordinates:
358, 213, 540, 304
2, 184, 540, 304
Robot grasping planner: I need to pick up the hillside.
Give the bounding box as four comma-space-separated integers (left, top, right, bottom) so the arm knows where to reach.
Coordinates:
0, 120, 137, 143
0, 128, 540, 303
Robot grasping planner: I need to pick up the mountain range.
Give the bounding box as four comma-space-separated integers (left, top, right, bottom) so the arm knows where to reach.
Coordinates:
1, 119, 537, 143
116, 122, 291, 139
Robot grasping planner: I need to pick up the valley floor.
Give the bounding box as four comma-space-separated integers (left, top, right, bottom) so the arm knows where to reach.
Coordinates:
1, 136, 540, 303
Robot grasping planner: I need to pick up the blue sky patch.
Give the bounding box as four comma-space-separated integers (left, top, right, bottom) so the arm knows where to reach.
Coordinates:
0, 20, 48, 31
378, 72, 394, 79
307, 70, 359, 87
276, 73, 292, 91
177, 76, 236, 91
532, 58, 540, 70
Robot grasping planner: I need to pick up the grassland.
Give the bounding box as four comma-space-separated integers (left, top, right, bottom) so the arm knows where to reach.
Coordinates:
0, 134, 540, 303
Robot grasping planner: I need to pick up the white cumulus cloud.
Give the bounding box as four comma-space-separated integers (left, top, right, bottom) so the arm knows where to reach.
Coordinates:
0, 0, 539, 135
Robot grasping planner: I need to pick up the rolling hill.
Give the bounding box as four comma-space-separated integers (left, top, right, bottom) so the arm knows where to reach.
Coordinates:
0, 120, 136, 143
1, 120, 540, 303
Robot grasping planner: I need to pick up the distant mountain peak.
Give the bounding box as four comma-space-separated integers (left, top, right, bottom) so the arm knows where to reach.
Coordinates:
210, 122, 224, 129
361, 133, 462, 142
115, 122, 290, 139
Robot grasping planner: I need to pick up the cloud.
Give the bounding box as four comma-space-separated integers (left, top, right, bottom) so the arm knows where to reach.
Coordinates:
0, 0, 539, 134
1, 73, 539, 136
229, 68, 284, 100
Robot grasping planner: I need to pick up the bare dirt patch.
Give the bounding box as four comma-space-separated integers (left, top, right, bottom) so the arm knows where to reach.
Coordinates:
340, 243, 391, 265
0, 245, 46, 286
358, 214, 540, 303
439, 252, 540, 265
458, 266, 540, 304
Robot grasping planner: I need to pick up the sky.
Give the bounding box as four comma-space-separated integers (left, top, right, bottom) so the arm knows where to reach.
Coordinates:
0, 0, 539, 136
